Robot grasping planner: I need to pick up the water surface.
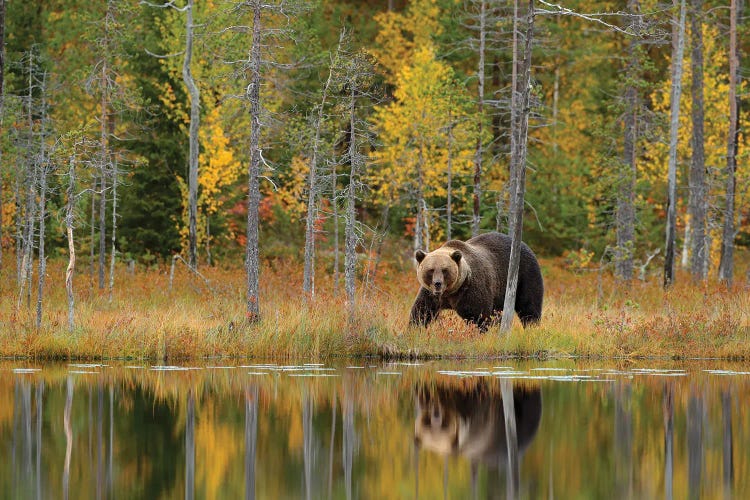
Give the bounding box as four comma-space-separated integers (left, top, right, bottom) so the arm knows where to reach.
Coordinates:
1, 359, 748, 499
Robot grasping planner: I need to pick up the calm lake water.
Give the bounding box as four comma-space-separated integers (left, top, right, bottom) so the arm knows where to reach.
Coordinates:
1, 359, 748, 499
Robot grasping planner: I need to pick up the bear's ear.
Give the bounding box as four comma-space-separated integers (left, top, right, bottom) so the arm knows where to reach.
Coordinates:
450, 250, 462, 264
415, 250, 426, 263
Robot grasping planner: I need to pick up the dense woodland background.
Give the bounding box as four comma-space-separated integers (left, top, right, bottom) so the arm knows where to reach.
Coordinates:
0, 0, 748, 310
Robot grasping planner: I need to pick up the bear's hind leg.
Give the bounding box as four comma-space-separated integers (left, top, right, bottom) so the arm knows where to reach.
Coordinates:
515, 284, 542, 328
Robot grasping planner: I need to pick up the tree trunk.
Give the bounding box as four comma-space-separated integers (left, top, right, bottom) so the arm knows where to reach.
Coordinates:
245, 385, 258, 500
98, 2, 111, 291
507, 0, 519, 237
0, 0, 5, 272
415, 137, 425, 252
90, 176, 97, 281
500, 0, 534, 334
722, 390, 734, 496
472, 0, 486, 237
184, 0, 200, 270
35, 163, 47, 329
689, 0, 707, 281
63, 376, 73, 500
687, 392, 704, 498
664, 0, 687, 288
681, 218, 690, 268
245, 0, 262, 321
446, 113, 454, 240
19, 56, 37, 311
664, 383, 674, 500
501, 381, 519, 499
14, 169, 22, 283
65, 158, 76, 331
719, 0, 740, 285
98, 170, 106, 290
333, 159, 340, 295
615, 0, 641, 282
185, 390, 195, 500
345, 85, 359, 327
108, 166, 117, 303
304, 31, 341, 297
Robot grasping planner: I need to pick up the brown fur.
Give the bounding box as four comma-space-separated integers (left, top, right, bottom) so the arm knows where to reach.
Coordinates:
410, 232, 544, 330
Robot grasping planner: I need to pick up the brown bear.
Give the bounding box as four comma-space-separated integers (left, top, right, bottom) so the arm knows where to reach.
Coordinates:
409, 231, 543, 330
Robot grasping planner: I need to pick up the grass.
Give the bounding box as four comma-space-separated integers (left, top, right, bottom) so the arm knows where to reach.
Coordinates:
0, 253, 748, 360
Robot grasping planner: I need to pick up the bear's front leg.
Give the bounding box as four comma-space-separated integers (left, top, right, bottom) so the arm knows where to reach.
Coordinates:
455, 300, 493, 332
410, 288, 441, 327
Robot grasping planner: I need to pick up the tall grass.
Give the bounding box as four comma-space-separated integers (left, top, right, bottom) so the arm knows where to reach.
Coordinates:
0, 254, 748, 360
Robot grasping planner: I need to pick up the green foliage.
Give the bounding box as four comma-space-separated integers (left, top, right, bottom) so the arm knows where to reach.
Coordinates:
0, 0, 747, 271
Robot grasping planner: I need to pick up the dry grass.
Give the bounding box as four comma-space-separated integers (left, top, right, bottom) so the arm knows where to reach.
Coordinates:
0, 254, 748, 360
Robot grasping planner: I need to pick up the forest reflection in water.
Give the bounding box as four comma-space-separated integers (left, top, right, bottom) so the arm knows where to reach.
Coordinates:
1, 361, 749, 499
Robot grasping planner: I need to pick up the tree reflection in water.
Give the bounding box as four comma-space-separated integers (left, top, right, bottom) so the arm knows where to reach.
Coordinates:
3, 362, 750, 498
245, 384, 258, 500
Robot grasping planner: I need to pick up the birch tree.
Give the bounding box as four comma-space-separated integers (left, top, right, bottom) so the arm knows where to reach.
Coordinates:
500, 0, 534, 334
183, 0, 200, 270
663, 0, 687, 288
245, 1, 263, 322
472, 0, 487, 237
718, 0, 741, 285
303, 31, 344, 298
341, 50, 376, 328
688, 0, 707, 282
615, 0, 642, 282
17, 51, 40, 312
227, 0, 303, 321
65, 156, 77, 330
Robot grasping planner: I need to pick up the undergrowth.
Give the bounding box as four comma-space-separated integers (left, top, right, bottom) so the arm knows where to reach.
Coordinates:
0, 256, 748, 360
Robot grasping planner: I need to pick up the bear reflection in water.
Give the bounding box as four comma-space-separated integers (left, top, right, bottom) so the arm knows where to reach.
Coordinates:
414, 381, 542, 467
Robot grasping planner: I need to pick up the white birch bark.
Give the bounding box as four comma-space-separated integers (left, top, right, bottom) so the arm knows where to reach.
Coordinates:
108, 166, 117, 303
500, 0, 534, 334
65, 158, 76, 331
303, 31, 342, 297
245, 0, 262, 321
183, 0, 200, 270
664, 0, 687, 288
472, 0, 486, 237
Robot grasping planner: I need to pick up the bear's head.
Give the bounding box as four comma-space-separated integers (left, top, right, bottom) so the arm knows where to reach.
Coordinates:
415, 247, 469, 296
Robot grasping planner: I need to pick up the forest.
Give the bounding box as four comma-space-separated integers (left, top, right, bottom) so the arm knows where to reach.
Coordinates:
0, 0, 748, 358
